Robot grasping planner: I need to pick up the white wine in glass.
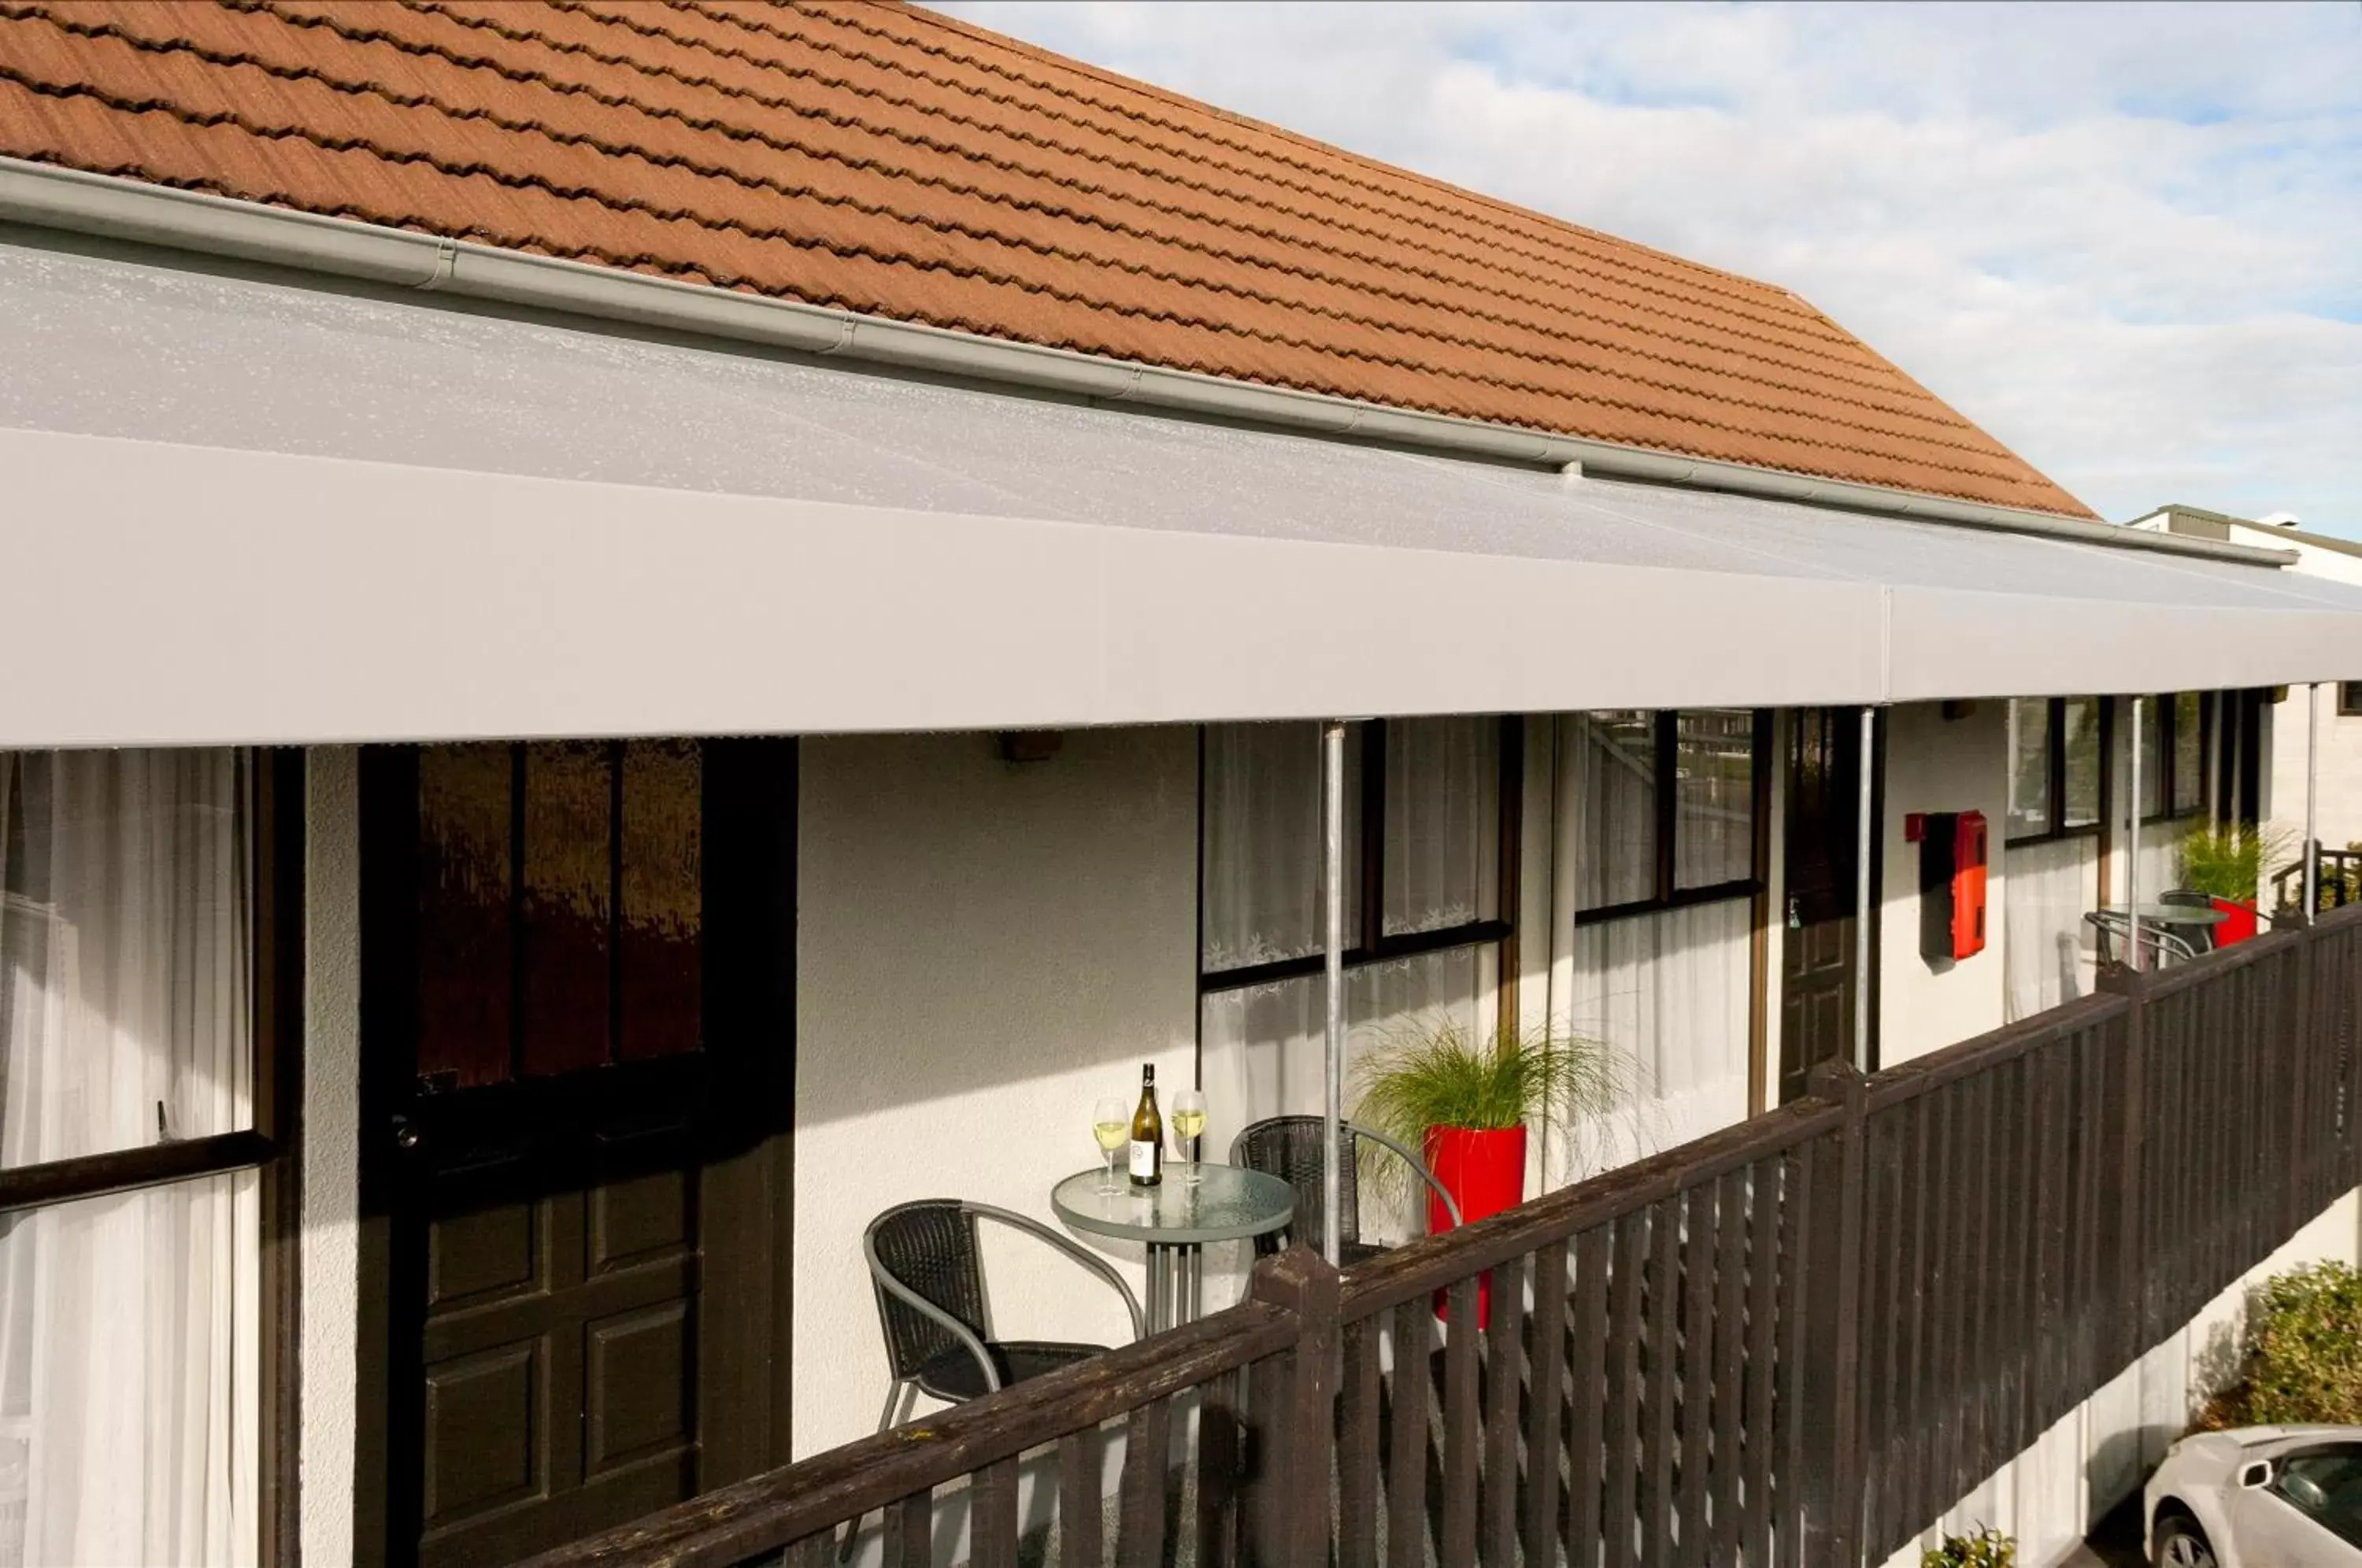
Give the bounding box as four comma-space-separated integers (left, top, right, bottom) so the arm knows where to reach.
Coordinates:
1172, 1089, 1208, 1185
1092, 1098, 1128, 1195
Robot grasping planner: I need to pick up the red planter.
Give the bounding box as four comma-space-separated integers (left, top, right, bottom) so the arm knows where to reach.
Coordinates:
2211, 897, 2258, 946
1425, 1125, 1527, 1326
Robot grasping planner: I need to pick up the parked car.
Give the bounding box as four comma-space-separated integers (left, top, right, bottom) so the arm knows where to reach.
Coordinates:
2147, 1426, 2362, 1565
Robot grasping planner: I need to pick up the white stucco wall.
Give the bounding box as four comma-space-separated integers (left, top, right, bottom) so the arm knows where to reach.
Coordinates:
1880, 1187, 2362, 1568
794, 727, 1199, 1458
2272, 687, 2362, 857
1879, 701, 2010, 1066
300, 747, 361, 1567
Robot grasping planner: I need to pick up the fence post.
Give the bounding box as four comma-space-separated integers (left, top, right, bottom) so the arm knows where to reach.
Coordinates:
1803, 1060, 1868, 1565
1246, 1247, 1339, 1566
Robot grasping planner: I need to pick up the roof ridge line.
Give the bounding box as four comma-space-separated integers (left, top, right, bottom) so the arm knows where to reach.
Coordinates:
856, 0, 1809, 309
693, 0, 1822, 324
2, 156, 2286, 569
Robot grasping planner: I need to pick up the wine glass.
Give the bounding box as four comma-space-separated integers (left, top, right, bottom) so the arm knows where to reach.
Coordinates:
1172, 1089, 1208, 1186
1092, 1098, 1128, 1195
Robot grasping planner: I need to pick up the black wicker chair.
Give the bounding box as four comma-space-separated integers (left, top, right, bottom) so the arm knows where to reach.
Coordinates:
1228, 1115, 1462, 1267
846, 1200, 1144, 1559
863, 1198, 1142, 1420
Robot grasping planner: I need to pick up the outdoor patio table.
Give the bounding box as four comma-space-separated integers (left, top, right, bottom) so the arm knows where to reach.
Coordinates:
2105, 902, 2229, 930
1050, 1164, 1294, 1333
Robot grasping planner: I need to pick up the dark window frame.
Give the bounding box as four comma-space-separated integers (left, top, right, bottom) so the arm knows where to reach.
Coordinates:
2006, 697, 2110, 848
2138, 690, 2212, 826
2339, 682, 2362, 719
1199, 716, 1522, 995
1574, 708, 1769, 927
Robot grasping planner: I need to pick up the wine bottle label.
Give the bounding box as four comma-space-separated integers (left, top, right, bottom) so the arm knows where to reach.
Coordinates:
1129, 1139, 1158, 1180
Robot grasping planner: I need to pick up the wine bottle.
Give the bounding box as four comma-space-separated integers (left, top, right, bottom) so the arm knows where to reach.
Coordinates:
1128, 1063, 1164, 1188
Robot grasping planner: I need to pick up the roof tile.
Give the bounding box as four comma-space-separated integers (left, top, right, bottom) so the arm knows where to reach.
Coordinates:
0, 0, 2091, 515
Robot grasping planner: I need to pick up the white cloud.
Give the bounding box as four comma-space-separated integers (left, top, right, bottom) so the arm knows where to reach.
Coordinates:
938, 1, 2362, 533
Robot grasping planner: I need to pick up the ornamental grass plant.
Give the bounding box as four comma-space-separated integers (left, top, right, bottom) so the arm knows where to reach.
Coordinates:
2179, 820, 2291, 904
1350, 1016, 1629, 1200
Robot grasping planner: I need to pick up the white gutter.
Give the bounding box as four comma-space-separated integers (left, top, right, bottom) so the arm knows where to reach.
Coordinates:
0, 156, 2294, 571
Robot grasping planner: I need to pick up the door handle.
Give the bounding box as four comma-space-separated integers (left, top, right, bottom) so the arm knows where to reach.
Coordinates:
391, 1115, 422, 1153
1786, 894, 1803, 930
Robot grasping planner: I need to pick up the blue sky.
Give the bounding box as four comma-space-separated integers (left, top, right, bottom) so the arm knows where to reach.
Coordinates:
942, 2, 2362, 534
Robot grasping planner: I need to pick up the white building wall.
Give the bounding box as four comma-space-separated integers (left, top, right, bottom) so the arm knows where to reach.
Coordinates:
1879, 1188, 2362, 1568
793, 727, 1199, 1459
2272, 686, 2362, 857
1879, 701, 2010, 1066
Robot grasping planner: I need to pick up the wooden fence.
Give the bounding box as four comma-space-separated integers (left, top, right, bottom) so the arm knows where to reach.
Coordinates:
525, 904, 2362, 1568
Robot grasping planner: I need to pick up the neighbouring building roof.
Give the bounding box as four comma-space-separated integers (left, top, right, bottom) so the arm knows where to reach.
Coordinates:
0, 0, 2093, 517
2133, 503, 2362, 563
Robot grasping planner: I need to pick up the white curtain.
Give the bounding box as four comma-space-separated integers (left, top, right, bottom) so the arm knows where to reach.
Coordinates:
0, 750, 257, 1566
1570, 712, 1656, 909
2004, 837, 2099, 1022
1554, 901, 1751, 1184
1546, 714, 1753, 1189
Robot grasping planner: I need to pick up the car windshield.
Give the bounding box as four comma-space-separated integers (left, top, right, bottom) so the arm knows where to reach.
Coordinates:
2275, 1445, 2362, 1545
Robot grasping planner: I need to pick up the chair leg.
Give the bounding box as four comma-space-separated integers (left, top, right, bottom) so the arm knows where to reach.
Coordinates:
838, 1381, 913, 1562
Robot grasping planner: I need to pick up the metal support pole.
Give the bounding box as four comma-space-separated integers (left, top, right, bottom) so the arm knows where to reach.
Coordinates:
2306, 682, 2322, 923
2129, 697, 2144, 968
1321, 719, 1346, 1268
1854, 707, 1875, 1071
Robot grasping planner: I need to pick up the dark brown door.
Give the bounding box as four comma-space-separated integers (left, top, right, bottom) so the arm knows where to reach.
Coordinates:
1779, 708, 1870, 1102
361, 739, 794, 1568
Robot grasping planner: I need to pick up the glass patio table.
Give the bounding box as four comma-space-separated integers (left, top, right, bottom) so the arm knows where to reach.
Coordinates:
1050, 1164, 1294, 1333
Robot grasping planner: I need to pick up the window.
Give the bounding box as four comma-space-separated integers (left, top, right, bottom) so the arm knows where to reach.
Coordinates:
0, 747, 293, 1566
2134, 693, 2209, 823
1573, 708, 1763, 922
2340, 682, 2362, 718
1200, 719, 1516, 1166
2007, 697, 2107, 844
2008, 699, 2051, 837
1202, 716, 1509, 989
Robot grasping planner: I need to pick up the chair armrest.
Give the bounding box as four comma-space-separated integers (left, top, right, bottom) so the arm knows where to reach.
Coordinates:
965, 1202, 1147, 1342
862, 1229, 1004, 1393
1349, 1122, 1463, 1230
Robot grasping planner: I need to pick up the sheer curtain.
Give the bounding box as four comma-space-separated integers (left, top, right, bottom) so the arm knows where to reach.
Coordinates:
2004, 837, 2099, 1022
1560, 901, 1750, 1174
0, 750, 257, 1566
1546, 713, 1753, 1187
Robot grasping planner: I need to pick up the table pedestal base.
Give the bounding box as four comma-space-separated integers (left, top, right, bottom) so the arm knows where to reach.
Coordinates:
1145, 1242, 1205, 1333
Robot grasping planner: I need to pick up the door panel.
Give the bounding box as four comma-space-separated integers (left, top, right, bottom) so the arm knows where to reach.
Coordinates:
364, 739, 794, 1568
1779, 708, 1865, 1102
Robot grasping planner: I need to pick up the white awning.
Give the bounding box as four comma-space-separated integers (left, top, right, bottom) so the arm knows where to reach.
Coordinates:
4, 236, 2360, 749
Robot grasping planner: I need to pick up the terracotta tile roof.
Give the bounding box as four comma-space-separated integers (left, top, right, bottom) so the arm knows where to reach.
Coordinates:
0, 0, 2094, 517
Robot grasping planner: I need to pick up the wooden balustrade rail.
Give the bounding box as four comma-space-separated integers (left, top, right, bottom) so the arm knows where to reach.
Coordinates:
524, 903, 2362, 1568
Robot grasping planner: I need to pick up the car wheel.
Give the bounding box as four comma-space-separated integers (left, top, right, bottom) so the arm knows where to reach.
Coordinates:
2154, 1513, 2219, 1568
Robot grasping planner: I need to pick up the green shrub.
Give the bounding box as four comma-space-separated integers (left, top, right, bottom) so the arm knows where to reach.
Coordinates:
1923, 1525, 2015, 1566
2201, 1261, 2362, 1429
